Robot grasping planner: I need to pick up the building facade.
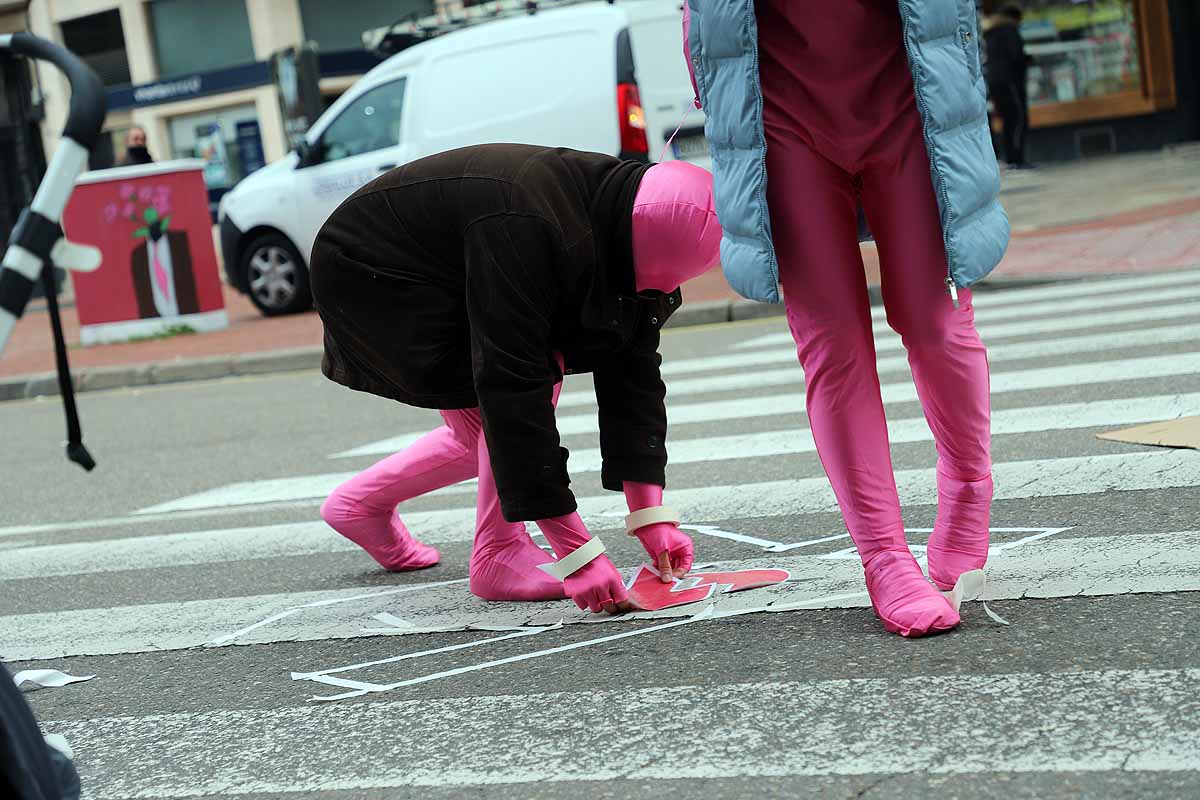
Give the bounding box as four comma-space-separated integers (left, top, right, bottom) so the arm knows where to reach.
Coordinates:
0, 0, 444, 196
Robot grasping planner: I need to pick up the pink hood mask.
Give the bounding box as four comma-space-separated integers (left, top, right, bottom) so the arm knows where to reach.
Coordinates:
631, 161, 722, 293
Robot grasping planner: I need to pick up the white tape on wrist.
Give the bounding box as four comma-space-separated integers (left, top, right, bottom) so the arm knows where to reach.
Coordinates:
625, 505, 681, 536
536, 537, 606, 581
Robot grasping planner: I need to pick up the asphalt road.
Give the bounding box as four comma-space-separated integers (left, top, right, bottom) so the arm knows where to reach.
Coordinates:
3, 269, 1200, 799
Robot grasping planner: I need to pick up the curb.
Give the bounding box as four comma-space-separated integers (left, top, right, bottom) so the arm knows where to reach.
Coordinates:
0, 346, 325, 403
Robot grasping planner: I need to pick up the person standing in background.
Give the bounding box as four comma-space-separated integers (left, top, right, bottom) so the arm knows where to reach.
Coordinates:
118, 126, 154, 166
985, 2, 1032, 169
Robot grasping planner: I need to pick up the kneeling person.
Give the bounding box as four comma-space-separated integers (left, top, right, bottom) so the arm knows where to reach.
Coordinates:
311, 144, 721, 613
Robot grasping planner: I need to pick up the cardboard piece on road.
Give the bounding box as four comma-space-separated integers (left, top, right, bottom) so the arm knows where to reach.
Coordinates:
1096, 416, 1200, 451
626, 564, 791, 612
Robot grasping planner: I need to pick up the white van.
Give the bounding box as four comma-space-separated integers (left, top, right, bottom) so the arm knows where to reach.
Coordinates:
218, 0, 707, 315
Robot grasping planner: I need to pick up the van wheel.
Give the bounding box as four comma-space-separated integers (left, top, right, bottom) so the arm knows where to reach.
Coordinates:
241, 233, 311, 316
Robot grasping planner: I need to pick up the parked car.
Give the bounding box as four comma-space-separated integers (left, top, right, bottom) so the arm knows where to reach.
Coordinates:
218, 0, 708, 316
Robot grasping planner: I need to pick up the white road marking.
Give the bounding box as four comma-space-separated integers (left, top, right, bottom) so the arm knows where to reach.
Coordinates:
5, 525, 1199, 661
678, 524, 788, 549
341, 351, 1200, 455
36, 668, 1200, 796
881, 268, 1200, 317
135, 473, 479, 516
739, 277, 1200, 347
7, 448, 1199, 582
652, 316, 1200, 398
136, 388, 1200, 516
303, 610, 713, 701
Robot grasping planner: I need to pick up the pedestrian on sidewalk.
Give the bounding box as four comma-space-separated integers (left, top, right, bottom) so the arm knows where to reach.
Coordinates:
685, 0, 1009, 637
117, 126, 154, 167
310, 144, 719, 614
984, 2, 1032, 169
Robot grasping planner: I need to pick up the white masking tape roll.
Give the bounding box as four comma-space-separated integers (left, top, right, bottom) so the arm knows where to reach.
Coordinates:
625, 505, 681, 535
536, 536, 607, 581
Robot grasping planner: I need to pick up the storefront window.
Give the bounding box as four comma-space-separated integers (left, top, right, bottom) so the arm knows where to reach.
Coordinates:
60, 10, 132, 87
168, 104, 264, 217
1021, 0, 1141, 105
149, 0, 255, 79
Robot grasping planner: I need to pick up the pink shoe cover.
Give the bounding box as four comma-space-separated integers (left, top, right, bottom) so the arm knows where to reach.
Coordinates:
469, 532, 567, 602
864, 550, 960, 638
323, 509, 440, 572
927, 473, 994, 591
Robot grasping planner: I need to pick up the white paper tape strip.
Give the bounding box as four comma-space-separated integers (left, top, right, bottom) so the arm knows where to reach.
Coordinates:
944, 569, 1010, 626
625, 506, 681, 535
536, 537, 606, 580
13, 669, 95, 691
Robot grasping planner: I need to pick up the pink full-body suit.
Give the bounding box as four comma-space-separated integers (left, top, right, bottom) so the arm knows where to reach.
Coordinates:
754, 0, 994, 636
321, 161, 720, 613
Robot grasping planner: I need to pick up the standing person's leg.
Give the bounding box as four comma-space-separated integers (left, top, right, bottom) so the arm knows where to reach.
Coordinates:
469, 354, 568, 601
990, 81, 1022, 166
861, 107, 994, 592
321, 411, 481, 571
766, 131, 959, 637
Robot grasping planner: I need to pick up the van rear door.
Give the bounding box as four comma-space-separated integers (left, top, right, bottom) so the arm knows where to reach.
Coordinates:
626, 2, 710, 168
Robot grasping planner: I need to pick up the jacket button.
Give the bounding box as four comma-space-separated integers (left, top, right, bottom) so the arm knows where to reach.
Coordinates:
650, 316, 659, 326
564, 368, 573, 375
647, 435, 660, 449
667, 296, 676, 306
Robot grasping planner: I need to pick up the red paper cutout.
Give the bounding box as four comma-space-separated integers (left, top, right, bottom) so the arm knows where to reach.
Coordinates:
626, 564, 791, 611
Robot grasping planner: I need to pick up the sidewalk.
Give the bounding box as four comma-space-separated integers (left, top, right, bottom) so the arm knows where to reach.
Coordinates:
3, 147, 1198, 400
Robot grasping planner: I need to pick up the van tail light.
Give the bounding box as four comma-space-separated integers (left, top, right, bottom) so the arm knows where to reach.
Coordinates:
617, 82, 648, 156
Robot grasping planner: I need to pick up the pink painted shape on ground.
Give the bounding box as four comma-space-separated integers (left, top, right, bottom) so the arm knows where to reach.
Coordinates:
626, 564, 790, 611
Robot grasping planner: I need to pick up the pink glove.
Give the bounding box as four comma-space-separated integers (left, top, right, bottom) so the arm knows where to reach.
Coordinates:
536, 512, 632, 614
624, 481, 694, 583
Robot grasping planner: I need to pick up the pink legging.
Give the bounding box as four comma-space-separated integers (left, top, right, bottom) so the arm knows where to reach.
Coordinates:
765, 100, 992, 563
320, 393, 560, 569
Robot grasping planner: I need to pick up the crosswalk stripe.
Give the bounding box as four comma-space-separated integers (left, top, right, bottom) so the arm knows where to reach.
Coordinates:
9, 449, 1197, 585
40, 666, 1200, 795
134, 471, 480, 516
342, 352, 1200, 457
6, 527, 1198, 660
561, 321, 1200, 409
133, 392, 1199, 515
562, 352, 1200, 434
662, 301, 1200, 379
734, 279, 1200, 351
868, 267, 1200, 319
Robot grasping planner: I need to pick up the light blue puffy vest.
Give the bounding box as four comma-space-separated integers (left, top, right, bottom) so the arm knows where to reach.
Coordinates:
685, 0, 1011, 304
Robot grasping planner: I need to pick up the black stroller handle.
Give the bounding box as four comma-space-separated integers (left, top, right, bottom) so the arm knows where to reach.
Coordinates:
0, 33, 107, 470
4, 32, 106, 151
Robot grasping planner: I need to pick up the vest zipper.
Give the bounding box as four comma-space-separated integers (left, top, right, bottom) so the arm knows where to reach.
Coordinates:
945, 275, 960, 309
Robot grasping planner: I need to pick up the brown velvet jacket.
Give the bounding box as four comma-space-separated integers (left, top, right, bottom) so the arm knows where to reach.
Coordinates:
311, 144, 681, 521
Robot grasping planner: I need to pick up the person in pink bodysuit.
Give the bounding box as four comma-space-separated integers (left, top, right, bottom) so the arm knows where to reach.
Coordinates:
744, 1, 994, 637
312, 147, 722, 614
